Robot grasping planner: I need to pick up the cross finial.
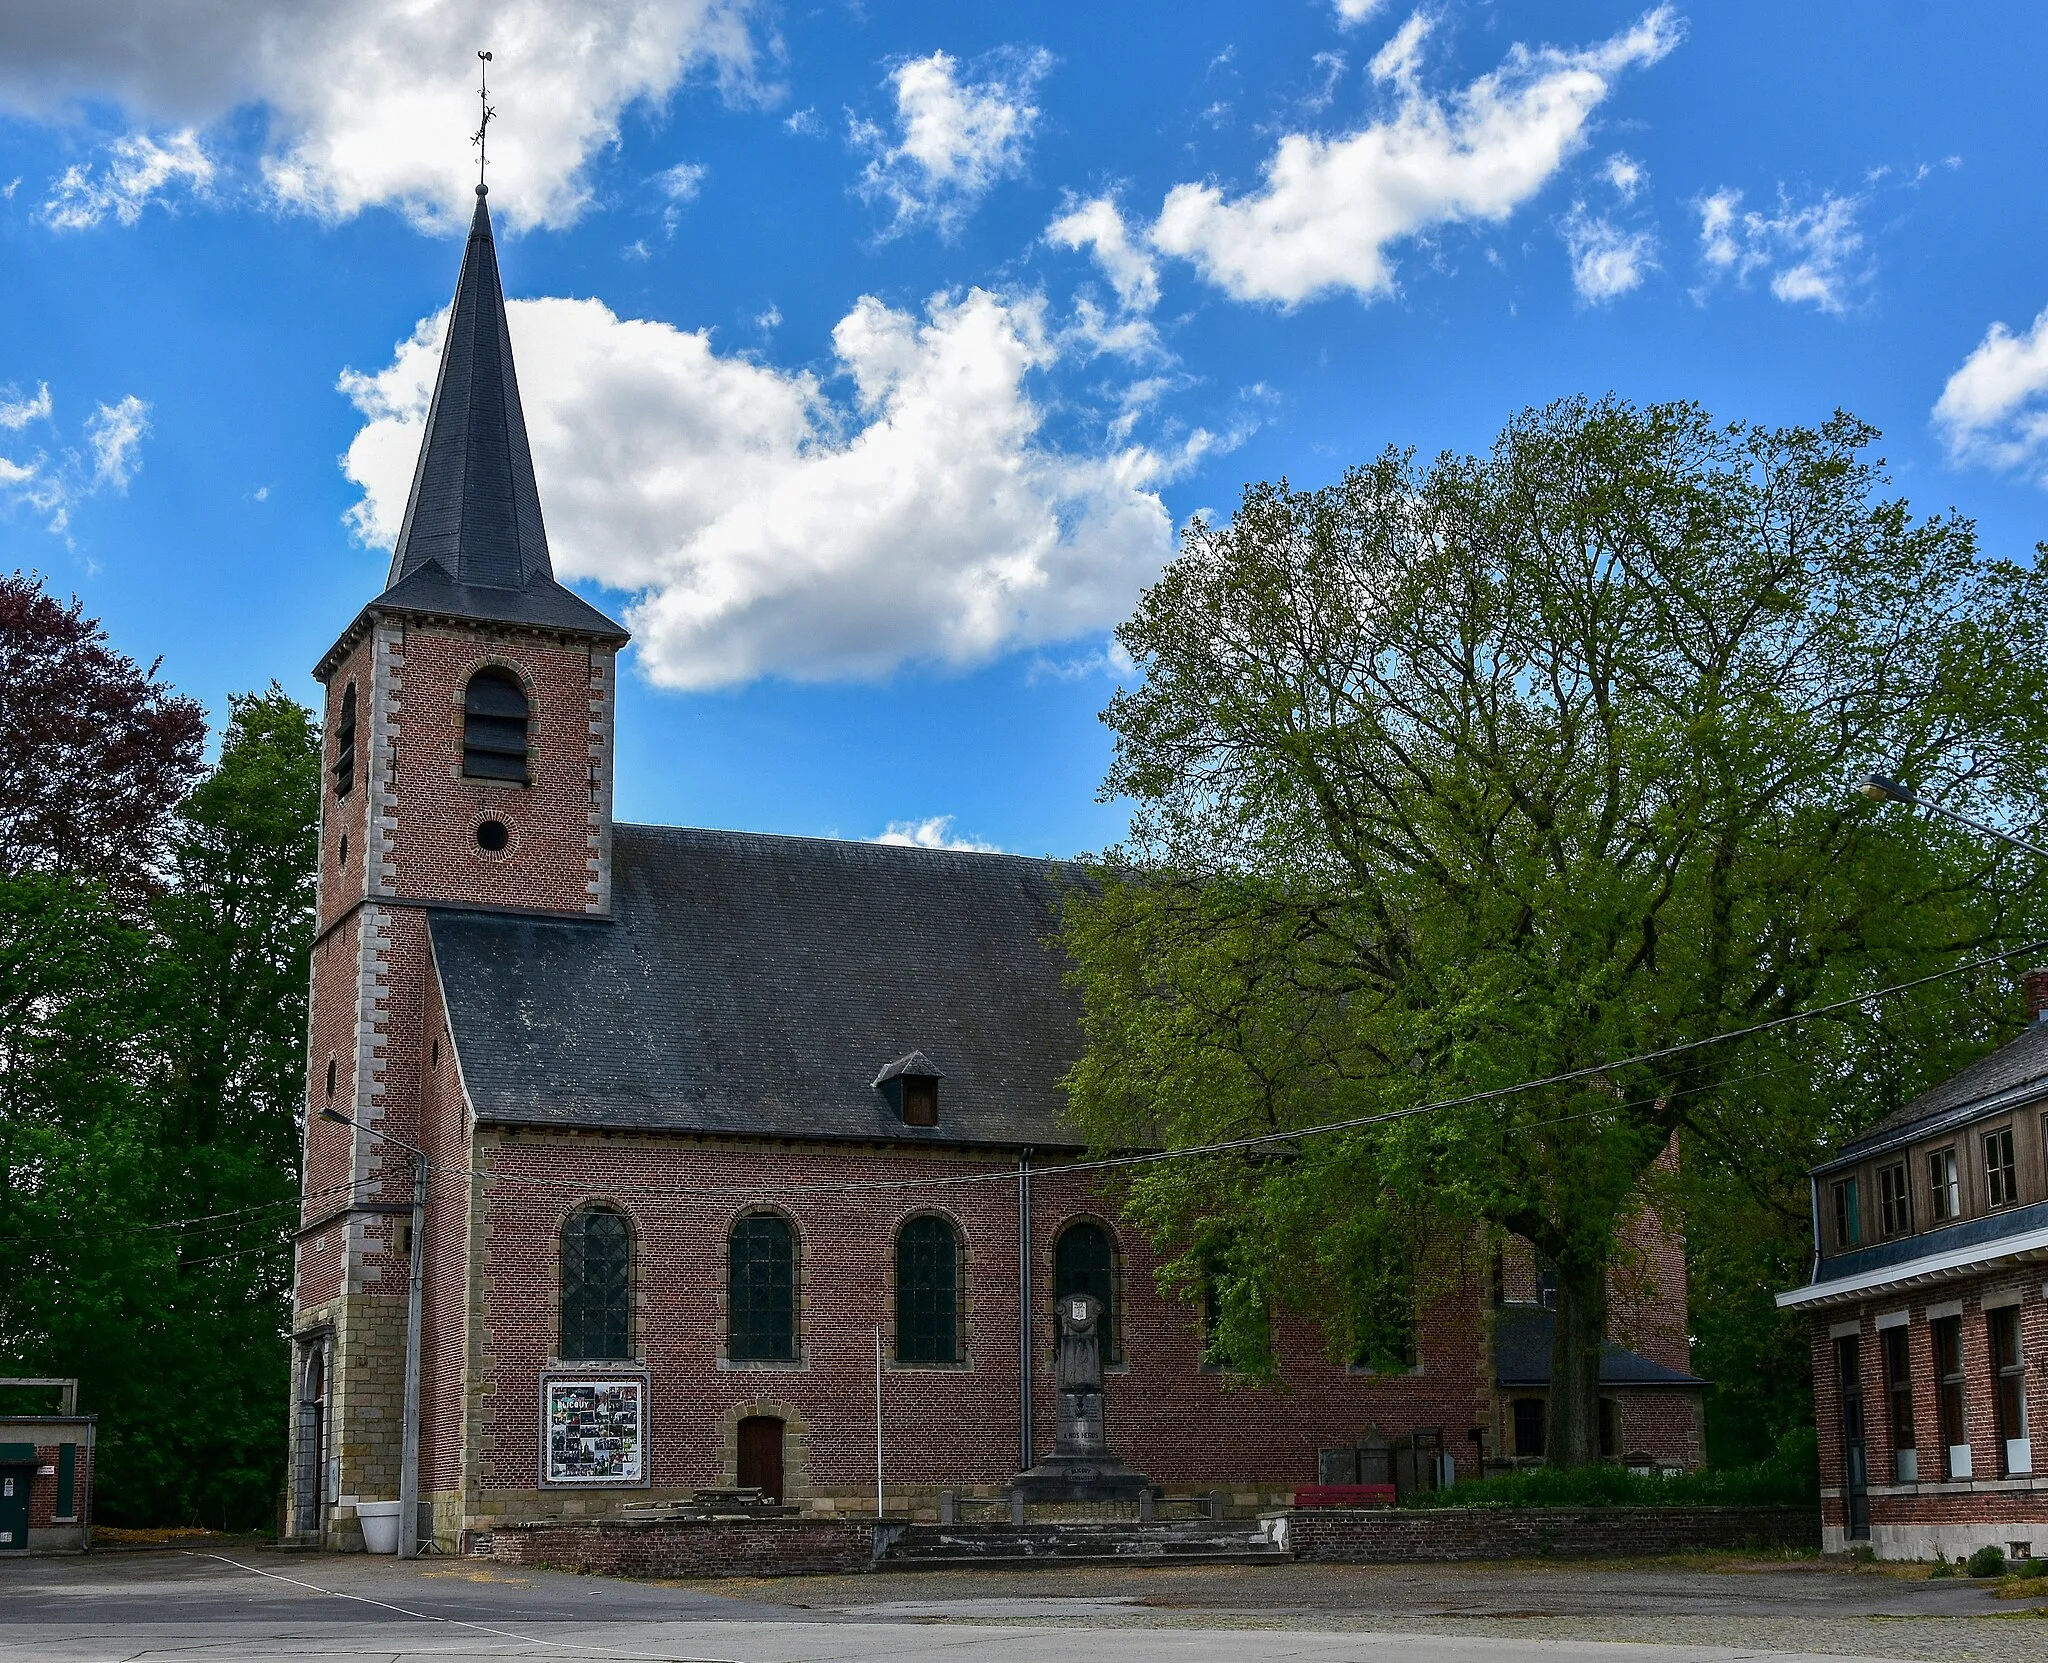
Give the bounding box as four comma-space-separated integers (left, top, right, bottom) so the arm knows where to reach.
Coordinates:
473, 50, 495, 193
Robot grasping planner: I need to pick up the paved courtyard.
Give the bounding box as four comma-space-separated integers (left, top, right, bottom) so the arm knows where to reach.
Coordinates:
3, 1546, 2045, 1663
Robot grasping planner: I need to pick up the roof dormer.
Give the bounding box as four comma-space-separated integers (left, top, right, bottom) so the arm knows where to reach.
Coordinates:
874, 1051, 943, 1127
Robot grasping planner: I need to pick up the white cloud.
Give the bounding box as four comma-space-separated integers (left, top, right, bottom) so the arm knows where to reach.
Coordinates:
340, 288, 1192, 690
1696, 185, 1864, 312
873, 815, 1004, 853
0, 383, 52, 430
654, 162, 706, 201
1560, 203, 1655, 303
40, 129, 214, 229
86, 395, 150, 487
0, 385, 150, 531
1047, 196, 1161, 313
1933, 304, 2048, 481
2, 1, 763, 233
1603, 151, 1643, 201
1138, 6, 1679, 307
1332, 0, 1391, 25
852, 48, 1050, 236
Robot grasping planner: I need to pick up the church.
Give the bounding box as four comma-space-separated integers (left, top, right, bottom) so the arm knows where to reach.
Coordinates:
289, 184, 1706, 1552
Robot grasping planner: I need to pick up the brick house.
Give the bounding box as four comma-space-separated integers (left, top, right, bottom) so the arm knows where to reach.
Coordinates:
1778, 978, 2048, 1560
288, 186, 1705, 1550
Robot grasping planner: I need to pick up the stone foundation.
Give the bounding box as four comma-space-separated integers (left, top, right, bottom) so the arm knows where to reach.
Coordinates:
1268, 1504, 1819, 1561
491, 1516, 880, 1577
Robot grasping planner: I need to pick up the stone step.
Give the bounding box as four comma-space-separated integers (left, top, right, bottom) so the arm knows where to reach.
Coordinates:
878, 1522, 1287, 1566
881, 1550, 1289, 1570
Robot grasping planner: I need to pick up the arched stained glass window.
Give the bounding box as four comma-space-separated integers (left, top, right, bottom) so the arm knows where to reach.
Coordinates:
1054, 1220, 1119, 1364
729, 1213, 797, 1362
895, 1216, 960, 1364
560, 1206, 632, 1361
462, 667, 530, 783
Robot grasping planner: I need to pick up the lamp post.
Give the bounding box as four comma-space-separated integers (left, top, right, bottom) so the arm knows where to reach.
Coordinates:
320, 1106, 427, 1560
1856, 774, 2048, 863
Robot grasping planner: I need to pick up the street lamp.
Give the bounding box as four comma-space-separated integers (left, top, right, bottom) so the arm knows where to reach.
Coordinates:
318, 1106, 428, 1561
1855, 772, 2048, 863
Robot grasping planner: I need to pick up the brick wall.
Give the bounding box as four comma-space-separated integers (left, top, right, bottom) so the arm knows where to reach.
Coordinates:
491, 1516, 877, 1576
1278, 1504, 1818, 1561
453, 1131, 1701, 1526
1808, 1269, 2048, 1558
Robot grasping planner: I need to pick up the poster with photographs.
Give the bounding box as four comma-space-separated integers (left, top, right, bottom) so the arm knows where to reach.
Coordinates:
543, 1377, 645, 1485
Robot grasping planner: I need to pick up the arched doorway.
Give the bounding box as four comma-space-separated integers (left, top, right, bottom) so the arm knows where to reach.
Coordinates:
736, 1415, 785, 1502
294, 1348, 326, 1536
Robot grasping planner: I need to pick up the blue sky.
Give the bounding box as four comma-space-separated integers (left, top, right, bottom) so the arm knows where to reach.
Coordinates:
4, 1, 2047, 857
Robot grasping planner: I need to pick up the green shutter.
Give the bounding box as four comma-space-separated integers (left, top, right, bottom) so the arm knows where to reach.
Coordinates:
56, 1444, 75, 1518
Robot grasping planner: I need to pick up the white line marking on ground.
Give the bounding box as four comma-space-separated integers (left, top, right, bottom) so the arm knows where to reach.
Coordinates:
195, 1553, 746, 1663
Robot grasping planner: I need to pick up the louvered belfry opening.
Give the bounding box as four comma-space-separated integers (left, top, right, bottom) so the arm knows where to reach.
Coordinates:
462, 667, 530, 783
332, 682, 356, 797
559, 1206, 632, 1361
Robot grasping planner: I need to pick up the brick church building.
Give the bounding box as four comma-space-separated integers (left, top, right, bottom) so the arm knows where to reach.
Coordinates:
289, 185, 1706, 1551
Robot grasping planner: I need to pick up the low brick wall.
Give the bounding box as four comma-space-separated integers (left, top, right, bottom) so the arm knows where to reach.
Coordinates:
1275, 1505, 1820, 1562
490, 1517, 879, 1578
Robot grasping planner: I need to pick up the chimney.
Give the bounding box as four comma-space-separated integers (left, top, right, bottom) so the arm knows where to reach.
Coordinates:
2026, 968, 2048, 1025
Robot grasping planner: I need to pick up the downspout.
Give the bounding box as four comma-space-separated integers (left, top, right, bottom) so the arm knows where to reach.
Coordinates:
1017, 1147, 1034, 1471
1808, 1172, 1822, 1283
398, 1152, 427, 1558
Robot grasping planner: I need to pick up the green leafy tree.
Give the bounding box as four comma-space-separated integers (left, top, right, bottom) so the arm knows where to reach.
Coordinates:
1063, 399, 2048, 1466
0, 672, 318, 1527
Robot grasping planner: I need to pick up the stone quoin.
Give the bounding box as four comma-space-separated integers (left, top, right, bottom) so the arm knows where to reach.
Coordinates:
288, 186, 1705, 1552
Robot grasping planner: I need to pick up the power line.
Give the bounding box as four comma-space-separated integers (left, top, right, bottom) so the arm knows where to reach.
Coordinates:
52, 934, 2036, 1235
365, 936, 2048, 1203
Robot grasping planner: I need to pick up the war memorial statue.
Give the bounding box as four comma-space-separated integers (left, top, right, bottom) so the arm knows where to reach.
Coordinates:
1010, 1292, 1153, 1503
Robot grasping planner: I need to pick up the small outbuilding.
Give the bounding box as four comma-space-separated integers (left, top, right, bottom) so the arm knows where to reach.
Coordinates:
0, 1379, 95, 1553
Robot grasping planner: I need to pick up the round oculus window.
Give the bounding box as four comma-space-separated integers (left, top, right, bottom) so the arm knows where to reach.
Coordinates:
475, 818, 510, 853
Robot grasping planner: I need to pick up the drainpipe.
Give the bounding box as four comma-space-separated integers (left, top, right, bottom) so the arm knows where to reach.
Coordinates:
398, 1151, 427, 1559
1807, 1172, 1822, 1283
1017, 1147, 1034, 1471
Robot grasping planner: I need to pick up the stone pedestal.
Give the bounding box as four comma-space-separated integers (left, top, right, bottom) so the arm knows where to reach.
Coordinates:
1010, 1293, 1152, 1503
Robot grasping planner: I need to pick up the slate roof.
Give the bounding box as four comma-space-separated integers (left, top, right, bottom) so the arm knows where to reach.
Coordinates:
1829, 1018, 2048, 1167
431, 824, 1089, 1148
1493, 1304, 1707, 1389
340, 186, 626, 653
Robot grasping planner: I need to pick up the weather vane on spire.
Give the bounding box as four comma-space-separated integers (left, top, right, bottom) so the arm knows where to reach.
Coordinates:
472, 50, 495, 193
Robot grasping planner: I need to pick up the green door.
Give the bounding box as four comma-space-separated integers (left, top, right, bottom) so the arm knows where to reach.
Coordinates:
0, 1465, 30, 1550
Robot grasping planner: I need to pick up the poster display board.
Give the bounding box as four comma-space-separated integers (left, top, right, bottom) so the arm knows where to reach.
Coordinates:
541, 1377, 647, 1486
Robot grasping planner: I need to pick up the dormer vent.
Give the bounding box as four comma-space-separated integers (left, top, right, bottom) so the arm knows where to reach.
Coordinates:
873, 1051, 944, 1126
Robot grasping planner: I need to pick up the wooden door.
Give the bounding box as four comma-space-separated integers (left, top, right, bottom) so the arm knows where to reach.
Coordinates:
736, 1416, 784, 1502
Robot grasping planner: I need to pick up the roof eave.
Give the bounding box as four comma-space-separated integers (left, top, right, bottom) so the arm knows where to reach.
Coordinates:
1775, 1222, 2048, 1310
313, 593, 629, 681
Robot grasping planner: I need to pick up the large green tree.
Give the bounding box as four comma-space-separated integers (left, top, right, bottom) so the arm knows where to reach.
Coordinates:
1062, 400, 2048, 1466
0, 644, 318, 1527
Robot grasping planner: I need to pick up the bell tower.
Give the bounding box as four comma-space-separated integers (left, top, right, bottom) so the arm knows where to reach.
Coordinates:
290, 183, 628, 1546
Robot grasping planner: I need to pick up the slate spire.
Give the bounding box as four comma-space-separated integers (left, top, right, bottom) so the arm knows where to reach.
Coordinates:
385, 185, 554, 593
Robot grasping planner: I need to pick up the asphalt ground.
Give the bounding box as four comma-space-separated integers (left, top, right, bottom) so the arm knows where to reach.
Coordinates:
3, 1546, 2045, 1663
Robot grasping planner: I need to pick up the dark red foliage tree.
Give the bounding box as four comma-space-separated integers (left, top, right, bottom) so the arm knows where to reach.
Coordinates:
0, 573, 206, 907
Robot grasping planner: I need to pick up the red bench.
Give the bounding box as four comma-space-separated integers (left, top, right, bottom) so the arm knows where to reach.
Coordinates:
1292, 1483, 1396, 1509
